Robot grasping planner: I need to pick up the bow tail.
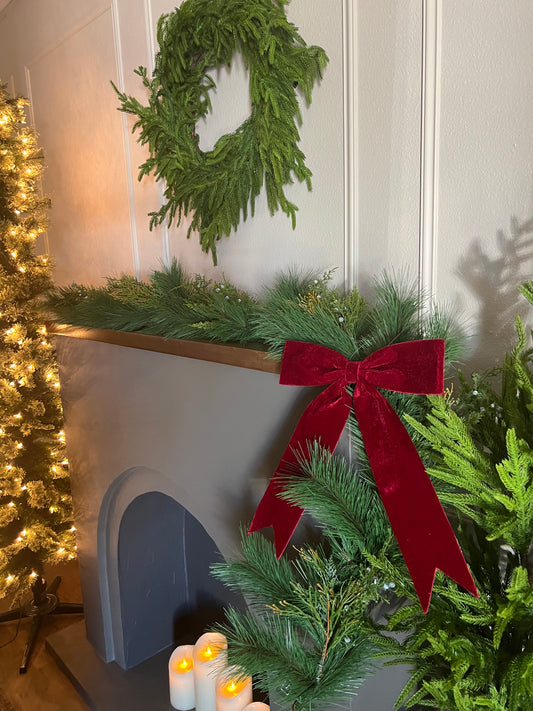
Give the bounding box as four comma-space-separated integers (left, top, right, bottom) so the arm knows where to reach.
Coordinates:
353, 385, 478, 612
249, 385, 351, 557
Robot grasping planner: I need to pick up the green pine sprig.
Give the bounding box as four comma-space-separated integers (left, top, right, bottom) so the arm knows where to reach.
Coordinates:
212, 530, 379, 710
279, 442, 389, 559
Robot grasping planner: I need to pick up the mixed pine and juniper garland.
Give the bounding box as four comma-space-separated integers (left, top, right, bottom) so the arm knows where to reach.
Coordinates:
47, 261, 464, 363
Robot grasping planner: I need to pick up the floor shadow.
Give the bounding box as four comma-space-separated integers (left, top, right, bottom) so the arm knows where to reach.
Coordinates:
456, 215, 533, 371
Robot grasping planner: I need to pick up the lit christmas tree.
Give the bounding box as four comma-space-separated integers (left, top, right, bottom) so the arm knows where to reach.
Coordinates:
0, 84, 75, 602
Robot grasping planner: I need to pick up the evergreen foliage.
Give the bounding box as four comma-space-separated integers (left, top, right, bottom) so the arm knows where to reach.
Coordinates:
49, 261, 258, 344
211, 453, 388, 710
112, 0, 328, 264
367, 309, 533, 710
47, 263, 465, 371
0, 85, 75, 600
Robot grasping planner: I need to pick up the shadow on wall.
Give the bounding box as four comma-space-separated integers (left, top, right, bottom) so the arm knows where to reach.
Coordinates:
457, 215, 533, 371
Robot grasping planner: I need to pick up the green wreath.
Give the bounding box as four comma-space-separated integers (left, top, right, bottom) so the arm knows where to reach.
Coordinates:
113, 0, 328, 265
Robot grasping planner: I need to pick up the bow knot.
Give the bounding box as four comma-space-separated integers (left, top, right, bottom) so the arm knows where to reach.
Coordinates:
344, 359, 361, 384
249, 338, 478, 612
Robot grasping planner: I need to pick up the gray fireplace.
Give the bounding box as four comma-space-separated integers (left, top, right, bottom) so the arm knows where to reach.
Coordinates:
47, 330, 408, 711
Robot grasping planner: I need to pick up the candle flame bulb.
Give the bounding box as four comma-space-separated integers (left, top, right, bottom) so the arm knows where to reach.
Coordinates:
193, 633, 228, 711
215, 667, 252, 710
169, 645, 195, 710
178, 658, 192, 672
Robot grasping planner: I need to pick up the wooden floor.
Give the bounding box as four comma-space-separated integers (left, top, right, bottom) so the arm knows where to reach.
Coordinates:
0, 560, 89, 711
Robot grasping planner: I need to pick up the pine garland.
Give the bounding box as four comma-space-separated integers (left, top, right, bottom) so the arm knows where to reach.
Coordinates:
112, 0, 328, 264
47, 262, 465, 369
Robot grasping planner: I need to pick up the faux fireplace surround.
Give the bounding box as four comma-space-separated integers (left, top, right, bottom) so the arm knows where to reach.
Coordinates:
47, 327, 408, 711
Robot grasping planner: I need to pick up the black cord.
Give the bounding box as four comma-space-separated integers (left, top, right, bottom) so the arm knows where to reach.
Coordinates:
0, 608, 23, 648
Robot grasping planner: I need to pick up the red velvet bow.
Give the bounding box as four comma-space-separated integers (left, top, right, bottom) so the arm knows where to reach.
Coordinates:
249, 339, 477, 612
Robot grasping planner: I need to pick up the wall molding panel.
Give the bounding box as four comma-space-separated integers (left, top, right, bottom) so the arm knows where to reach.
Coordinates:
111, 0, 142, 279
418, 0, 442, 302
21, 3, 140, 285
145, 0, 172, 269
342, 0, 358, 291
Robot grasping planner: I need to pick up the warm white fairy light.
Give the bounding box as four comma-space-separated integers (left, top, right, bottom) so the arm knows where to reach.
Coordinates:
1, 89, 76, 588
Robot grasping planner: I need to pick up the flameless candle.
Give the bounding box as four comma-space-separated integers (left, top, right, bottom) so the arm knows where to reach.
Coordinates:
215, 668, 253, 711
243, 704, 270, 711
169, 645, 195, 710
193, 632, 228, 711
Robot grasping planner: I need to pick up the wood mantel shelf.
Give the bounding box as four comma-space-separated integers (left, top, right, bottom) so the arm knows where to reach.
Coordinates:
50, 324, 281, 374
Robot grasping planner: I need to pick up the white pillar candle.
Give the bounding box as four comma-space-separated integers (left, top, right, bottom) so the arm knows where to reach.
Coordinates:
243, 703, 270, 711
215, 668, 253, 711
169, 645, 195, 710
193, 632, 228, 711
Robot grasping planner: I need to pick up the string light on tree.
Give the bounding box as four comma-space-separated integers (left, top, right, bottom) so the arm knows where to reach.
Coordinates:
0, 82, 76, 602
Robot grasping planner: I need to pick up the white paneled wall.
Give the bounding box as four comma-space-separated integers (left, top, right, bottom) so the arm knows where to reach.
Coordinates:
1, 0, 532, 362
436, 0, 533, 368
0, 0, 347, 291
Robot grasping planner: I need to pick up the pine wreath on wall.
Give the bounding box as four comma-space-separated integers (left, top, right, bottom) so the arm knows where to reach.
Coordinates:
113, 0, 328, 265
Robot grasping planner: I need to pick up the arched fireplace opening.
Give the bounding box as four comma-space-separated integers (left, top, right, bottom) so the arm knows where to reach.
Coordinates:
118, 491, 241, 669
96, 467, 244, 671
